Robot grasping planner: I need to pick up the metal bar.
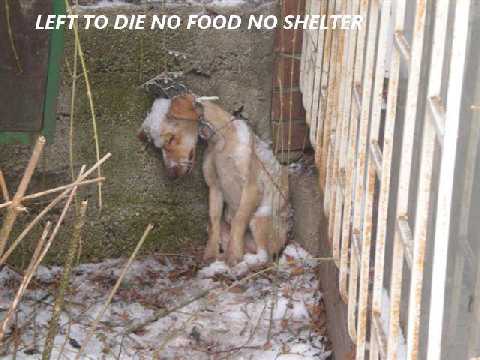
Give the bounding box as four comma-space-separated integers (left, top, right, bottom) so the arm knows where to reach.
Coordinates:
368, 2, 400, 357
427, 0, 472, 358
309, 0, 329, 146
339, 0, 366, 300
348, 230, 361, 341
406, 0, 450, 358
315, 0, 336, 170
323, 0, 343, 208
330, 0, 351, 265
354, 0, 382, 357
396, 216, 413, 268
369, 141, 383, 179
394, 30, 411, 64
367, 2, 394, 359
328, 0, 349, 263
427, 95, 446, 142
332, 0, 357, 268
387, 0, 428, 358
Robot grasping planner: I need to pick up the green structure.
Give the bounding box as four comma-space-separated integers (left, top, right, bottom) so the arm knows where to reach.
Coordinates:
0, 0, 65, 144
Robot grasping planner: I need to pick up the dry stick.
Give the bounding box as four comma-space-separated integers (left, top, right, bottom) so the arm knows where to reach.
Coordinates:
74, 224, 154, 360
0, 153, 111, 266
4, 0, 22, 74
0, 137, 46, 256
125, 285, 220, 335
69, 9, 80, 181
64, 0, 103, 209
0, 222, 52, 342
42, 200, 88, 360
0, 170, 10, 201
0, 177, 105, 210
56, 319, 73, 360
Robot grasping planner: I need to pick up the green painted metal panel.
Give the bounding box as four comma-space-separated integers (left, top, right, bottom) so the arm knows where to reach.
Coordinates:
0, 0, 65, 144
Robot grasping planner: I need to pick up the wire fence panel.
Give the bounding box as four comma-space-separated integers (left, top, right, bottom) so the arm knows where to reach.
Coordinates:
298, 0, 477, 358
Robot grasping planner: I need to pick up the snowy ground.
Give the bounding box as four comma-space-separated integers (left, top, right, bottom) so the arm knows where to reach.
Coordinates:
0, 243, 331, 359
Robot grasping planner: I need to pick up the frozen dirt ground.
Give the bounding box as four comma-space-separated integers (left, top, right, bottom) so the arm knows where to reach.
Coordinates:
0, 243, 332, 359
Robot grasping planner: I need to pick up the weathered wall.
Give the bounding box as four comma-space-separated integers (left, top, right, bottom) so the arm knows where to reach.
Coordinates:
0, 2, 277, 264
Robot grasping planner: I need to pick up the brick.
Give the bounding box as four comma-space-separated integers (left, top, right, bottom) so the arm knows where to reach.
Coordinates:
271, 90, 306, 121
272, 121, 310, 151
281, 0, 305, 16
274, 28, 303, 54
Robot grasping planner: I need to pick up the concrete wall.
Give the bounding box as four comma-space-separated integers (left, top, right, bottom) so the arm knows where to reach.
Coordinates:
1, 2, 278, 264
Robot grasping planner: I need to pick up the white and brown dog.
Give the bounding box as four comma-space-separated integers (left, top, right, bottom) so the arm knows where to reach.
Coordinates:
139, 94, 289, 266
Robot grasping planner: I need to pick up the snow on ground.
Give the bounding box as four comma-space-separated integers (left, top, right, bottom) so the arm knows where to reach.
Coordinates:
0, 243, 331, 359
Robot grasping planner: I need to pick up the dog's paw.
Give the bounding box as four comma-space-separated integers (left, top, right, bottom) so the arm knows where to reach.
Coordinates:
225, 252, 243, 267
203, 247, 219, 263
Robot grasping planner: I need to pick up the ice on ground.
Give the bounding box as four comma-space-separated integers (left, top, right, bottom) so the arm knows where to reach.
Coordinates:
0, 243, 331, 360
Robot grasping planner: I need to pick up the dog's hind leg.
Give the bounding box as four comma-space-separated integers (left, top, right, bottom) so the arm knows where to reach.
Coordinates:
226, 184, 259, 266
249, 215, 272, 261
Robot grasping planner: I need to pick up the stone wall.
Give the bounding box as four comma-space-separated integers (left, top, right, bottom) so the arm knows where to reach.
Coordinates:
1, 2, 278, 264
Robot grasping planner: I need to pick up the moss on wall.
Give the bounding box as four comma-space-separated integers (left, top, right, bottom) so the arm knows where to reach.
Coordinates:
1, 3, 277, 265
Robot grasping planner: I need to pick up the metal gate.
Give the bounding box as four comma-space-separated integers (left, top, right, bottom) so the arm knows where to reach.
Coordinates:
300, 0, 479, 358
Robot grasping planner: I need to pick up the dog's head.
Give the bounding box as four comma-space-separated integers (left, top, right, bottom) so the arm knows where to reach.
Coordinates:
139, 94, 200, 179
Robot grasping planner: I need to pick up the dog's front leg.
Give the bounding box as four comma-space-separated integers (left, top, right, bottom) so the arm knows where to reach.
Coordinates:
226, 183, 258, 266
204, 186, 223, 262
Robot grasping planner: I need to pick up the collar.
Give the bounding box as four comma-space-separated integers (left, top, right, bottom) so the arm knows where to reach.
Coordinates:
198, 115, 238, 140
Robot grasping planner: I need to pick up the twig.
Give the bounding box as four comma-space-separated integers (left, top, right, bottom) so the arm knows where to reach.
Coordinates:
0, 153, 111, 266
56, 318, 73, 360
0, 222, 52, 341
0, 177, 105, 209
0, 170, 10, 201
69, 8, 79, 181
64, 0, 103, 209
74, 224, 154, 360
125, 285, 221, 335
0, 137, 46, 256
4, 0, 22, 73
42, 200, 88, 360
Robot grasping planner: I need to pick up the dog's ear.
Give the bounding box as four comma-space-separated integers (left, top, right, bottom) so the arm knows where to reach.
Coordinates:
168, 94, 199, 121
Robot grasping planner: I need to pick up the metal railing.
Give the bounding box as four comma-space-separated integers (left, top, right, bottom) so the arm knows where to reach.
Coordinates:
299, 0, 475, 359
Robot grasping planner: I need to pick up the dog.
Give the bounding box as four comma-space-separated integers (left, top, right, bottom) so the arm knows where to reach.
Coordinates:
139, 94, 289, 266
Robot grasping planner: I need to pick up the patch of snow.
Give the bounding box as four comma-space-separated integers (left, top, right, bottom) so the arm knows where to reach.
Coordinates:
141, 98, 171, 148
244, 248, 268, 266
254, 204, 272, 216
0, 243, 331, 359
197, 260, 231, 278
